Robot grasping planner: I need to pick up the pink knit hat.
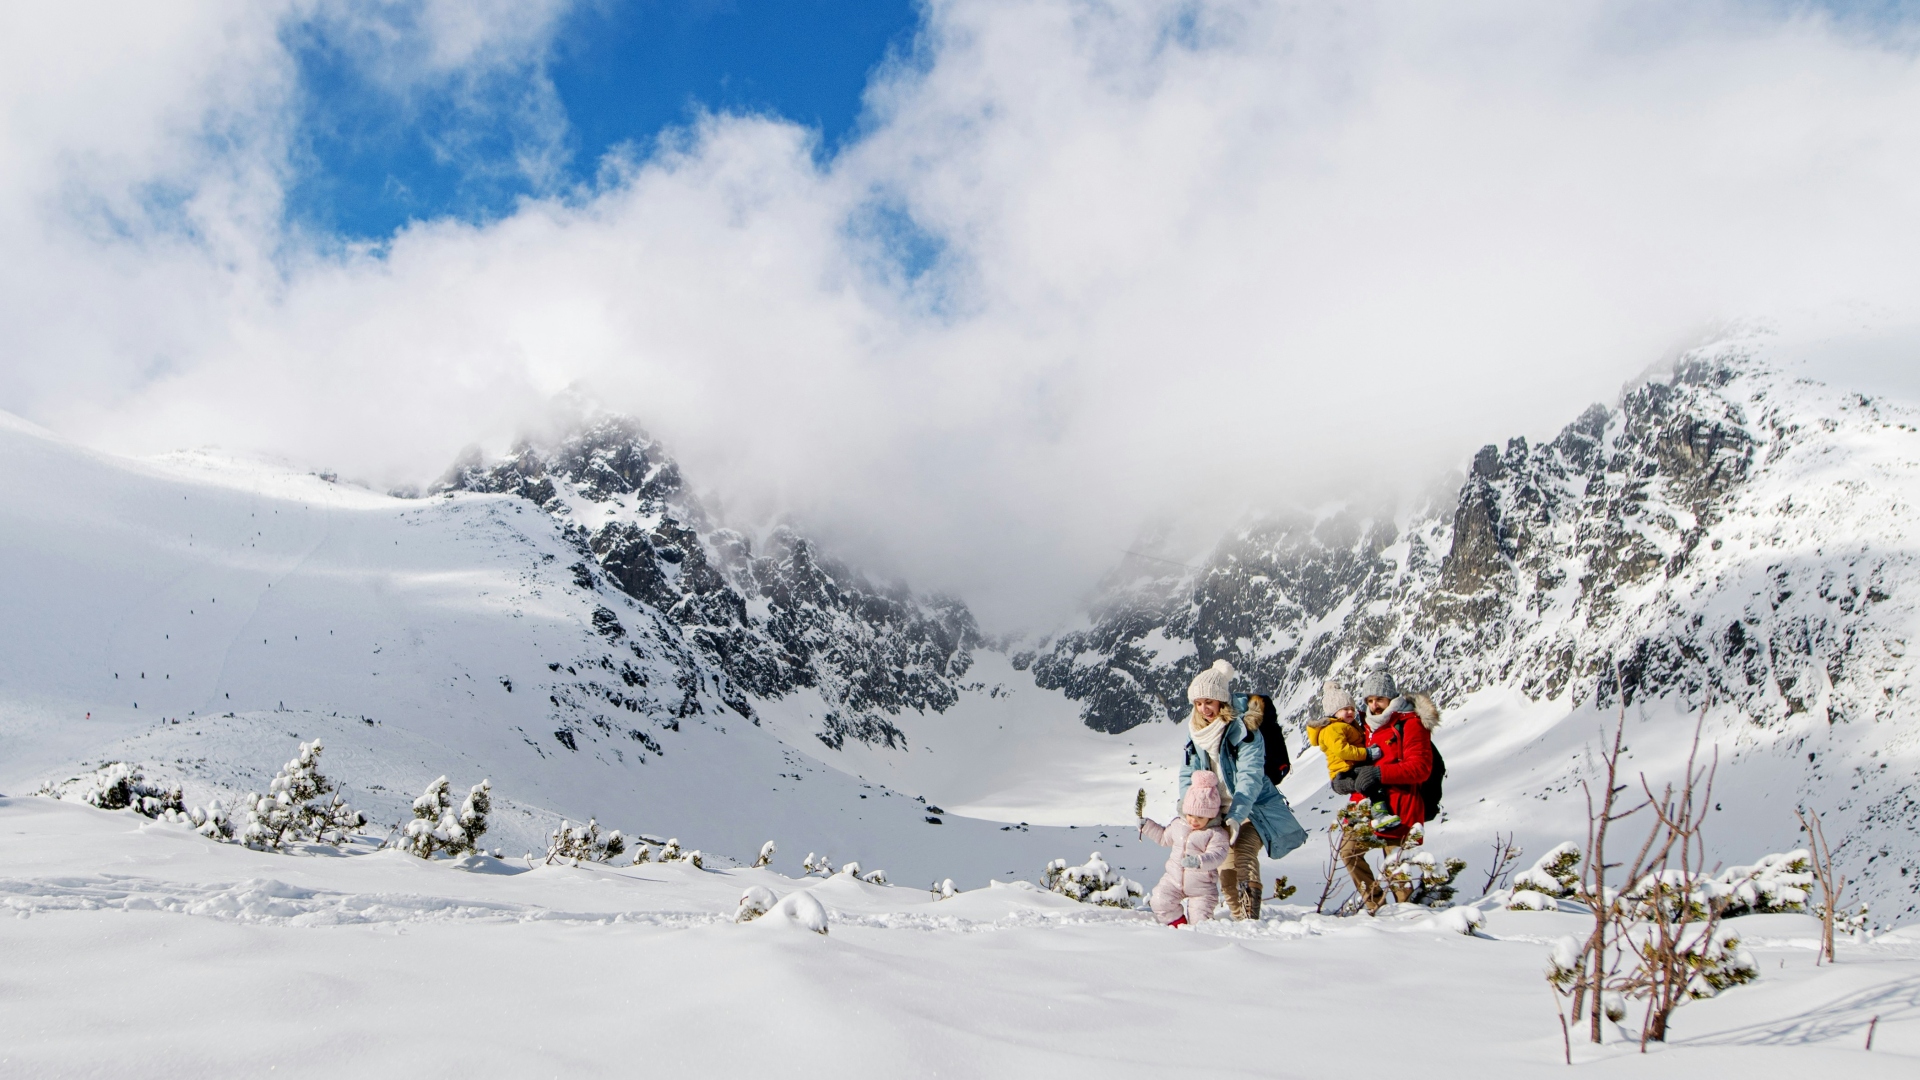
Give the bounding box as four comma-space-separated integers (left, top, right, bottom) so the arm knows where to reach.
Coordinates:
1182, 771, 1222, 817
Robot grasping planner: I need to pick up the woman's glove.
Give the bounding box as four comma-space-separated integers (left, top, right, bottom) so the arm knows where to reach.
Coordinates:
1366, 745, 1383, 762
1181, 855, 1201, 868
1227, 821, 1242, 845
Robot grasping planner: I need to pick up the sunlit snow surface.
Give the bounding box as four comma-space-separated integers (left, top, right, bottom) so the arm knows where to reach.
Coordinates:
1, 796, 1915, 1077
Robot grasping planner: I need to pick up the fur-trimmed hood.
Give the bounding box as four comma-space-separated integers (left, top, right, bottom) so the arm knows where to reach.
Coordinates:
1365, 692, 1442, 731
1409, 691, 1442, 731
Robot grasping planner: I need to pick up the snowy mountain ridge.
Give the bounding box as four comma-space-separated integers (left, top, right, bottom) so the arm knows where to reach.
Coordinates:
1022, 337, 1920, 915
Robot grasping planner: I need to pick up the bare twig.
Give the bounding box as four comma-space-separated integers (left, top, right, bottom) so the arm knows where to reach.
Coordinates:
1795, 807, 1845, 965
1866, 1014, 1878, 1050
1315, 826, 1346, 915
1574, 663, 1651, 1044
1482, 831, 1523, 897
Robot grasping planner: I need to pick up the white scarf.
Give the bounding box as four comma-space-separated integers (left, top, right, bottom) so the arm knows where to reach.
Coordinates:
1366, 696, 1410, 730
1189, 710, 1232, 810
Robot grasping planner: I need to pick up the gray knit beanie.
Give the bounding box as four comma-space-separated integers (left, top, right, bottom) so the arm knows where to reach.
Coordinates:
1358, 661, 1397, 700
1187, 659, 1235, 704
1321, 680, 1354, 715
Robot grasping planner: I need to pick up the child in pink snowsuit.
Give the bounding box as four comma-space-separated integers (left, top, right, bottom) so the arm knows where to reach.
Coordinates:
1138, 770, 1231, 926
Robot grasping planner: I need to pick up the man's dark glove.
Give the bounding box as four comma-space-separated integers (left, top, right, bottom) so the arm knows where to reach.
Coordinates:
1366, 745, 1383, 762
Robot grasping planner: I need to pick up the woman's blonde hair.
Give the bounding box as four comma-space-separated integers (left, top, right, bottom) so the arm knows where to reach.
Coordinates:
1187, 699, 1240, 727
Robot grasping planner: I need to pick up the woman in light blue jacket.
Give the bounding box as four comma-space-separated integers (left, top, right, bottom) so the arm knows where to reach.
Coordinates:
1178, 659, 1308, 919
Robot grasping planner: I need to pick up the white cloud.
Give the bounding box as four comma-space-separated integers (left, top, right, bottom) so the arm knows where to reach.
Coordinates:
6, 1, 1920, 627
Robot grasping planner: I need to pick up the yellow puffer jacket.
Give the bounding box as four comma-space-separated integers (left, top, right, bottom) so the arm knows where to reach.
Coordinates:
1306, 718, 1370, 779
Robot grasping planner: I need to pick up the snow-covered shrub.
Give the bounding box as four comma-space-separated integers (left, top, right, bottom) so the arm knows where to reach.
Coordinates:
1622, 922, 1759, 999
1044, 853, 1144, 908
861, 868, 887, 885
752, 841, 776, 868
188, 799, 235, 840
545, 818, 627, 864
240, 741, 366, 850
1841, 903, 1871, 936
37, 763, 185, 819
1383, 850, 1468, 907
1714, 851, 1814, 916
400, 777, 491, 859
1513, 842, 1583, 896
658, 838, 683, 862
734, 886, 777, 923
631, 844, 653, 864
1508, 889, 1559, 912
647, 839, 702, 868
930, 879, 957, 900
839, 861, 862, 878
802, 852, 833, 877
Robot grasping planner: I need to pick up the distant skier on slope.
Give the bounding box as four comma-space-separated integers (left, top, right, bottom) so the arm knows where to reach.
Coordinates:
1174, 660, 1308, 920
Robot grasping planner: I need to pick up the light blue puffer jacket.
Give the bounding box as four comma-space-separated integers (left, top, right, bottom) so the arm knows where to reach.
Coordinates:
1179, 716, 1309, 860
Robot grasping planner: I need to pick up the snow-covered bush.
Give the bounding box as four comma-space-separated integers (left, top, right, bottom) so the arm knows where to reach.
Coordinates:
839, 860, 862, 878
802, 852, 834, 876
37, 763, 185, 819
649, 839, 702, 868
862, 868, 887, 885
734, 886, 777, 923
1509, 841, 1582, 910
631, 843, 653, 864
1621, 922, 1759, 999
752, 841, 776, 868
1713, 851, 1814, 916
930, 879, 957, 900
400, 777, 491, 859
1382, 850, 1467, 906
1044, 853, 1144, 908
240, 741, 366, 851
545, 818, 627, 864
188, 799, 235, 840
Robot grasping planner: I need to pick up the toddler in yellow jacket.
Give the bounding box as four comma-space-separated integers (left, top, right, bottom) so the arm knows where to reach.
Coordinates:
1306, 680, 1399, 829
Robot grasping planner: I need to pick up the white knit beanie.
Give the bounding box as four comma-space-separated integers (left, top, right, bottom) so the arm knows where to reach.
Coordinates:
1187, 659, 1235, 704
1321, 680, 1354, 715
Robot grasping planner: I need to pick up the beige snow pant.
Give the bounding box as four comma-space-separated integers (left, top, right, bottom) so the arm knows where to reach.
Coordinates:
1340, 831, 1399, 914
1219, 822, 1264, 920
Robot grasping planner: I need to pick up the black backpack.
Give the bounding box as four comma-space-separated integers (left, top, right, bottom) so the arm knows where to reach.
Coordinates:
1418, 740, 1446, 818
1258, 715, 1291, 785
1389, 714, 1446, 818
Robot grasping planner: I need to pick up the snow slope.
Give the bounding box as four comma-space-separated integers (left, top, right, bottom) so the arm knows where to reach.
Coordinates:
0, 415, 1153, 886
3, 795, 1914, 1078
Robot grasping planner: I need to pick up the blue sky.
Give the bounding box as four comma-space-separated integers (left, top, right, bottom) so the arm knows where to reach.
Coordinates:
286, 0, 923, 240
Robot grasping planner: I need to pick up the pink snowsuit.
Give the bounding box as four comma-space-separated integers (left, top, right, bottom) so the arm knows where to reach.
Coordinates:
1139, 818, 1230, 923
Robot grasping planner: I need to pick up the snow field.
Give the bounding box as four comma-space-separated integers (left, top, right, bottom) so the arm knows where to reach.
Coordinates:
2, 797, 1916, 1078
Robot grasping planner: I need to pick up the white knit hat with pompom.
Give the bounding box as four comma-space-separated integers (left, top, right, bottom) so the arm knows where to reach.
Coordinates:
1187, 659, 1235, 704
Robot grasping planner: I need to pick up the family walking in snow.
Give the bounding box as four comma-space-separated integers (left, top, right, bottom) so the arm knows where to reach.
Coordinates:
1137, 658, 1308, 923
1138, 657, 1440, 924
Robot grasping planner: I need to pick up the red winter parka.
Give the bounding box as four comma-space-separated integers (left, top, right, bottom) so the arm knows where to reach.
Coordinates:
1362, 702, 1434, 842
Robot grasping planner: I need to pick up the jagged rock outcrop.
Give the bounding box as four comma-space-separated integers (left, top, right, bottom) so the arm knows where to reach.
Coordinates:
1024, 344, 1914, 742
437, 418, 980, 750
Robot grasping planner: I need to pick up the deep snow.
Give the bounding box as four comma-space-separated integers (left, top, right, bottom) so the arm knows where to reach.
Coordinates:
1, 796, 1914, 1078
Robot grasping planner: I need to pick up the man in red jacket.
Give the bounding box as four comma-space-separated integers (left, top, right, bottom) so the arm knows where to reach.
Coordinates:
1339, 662, 1435, 912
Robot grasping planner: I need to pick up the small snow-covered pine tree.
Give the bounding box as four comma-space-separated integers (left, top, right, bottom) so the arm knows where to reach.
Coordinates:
753, 841, 776, 868
1509, 841, 1583, 910
38, 763, 184, 819
400, 777, 491, 858
545, 818, 627, 864
802, 852, 832, 876
1713, 851, 1815, 916
241, 741, 366, 850
1382, 850, 1469, 907
1046, 853, 1144, 908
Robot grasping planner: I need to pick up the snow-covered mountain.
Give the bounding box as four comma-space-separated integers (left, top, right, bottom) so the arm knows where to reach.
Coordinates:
3, 334, 1916, 917
1023, 337, 1920, 917
0, 412, 1157, 886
